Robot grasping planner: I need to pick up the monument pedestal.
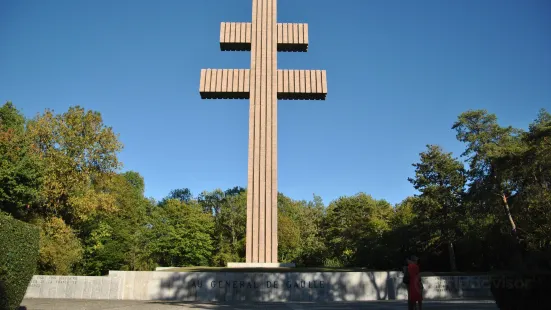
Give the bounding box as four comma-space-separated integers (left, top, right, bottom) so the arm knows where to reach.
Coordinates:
226, 262, 296, 268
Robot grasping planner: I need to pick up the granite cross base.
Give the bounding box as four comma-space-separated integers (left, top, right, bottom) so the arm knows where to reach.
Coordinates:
226, 263, 296, 268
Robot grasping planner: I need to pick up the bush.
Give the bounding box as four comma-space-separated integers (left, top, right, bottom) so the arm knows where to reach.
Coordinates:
35, 217, 82, 275
490, 271, 551, 310
323, 257, 344, 268
0, 213, 39, 310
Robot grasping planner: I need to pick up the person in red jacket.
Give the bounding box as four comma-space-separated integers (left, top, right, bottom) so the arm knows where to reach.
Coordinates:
407, 255, 423, 310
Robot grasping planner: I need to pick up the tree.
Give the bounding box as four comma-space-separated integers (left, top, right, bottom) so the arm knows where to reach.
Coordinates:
408, 145, 467, 271
4, 100, 550, 275
0, 102, 25, 131
277, 193, 326, 266
381, 197, 418, 268
198, 188, 226, 215
79, 171, 155, 275
277, 194, 303, 263
452, 110, 521, 239
323, 193, 393, 267
278, 213, 301, 263
492, 109, 551, 255
34, 216, 82, 275
160, 188, 193, 205
0, 102, 43, 219
26, 106, 123, 225
452, 109, 551, 269
147, 199, 214, 267
297, 195, 327, 266
208, 188, 247, 266
122, 171, 145, 195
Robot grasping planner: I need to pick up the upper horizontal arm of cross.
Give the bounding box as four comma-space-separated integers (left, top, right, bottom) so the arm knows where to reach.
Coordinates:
220, 22, 309, 52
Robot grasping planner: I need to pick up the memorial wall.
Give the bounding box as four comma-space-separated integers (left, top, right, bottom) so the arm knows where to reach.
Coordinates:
24, 271, 493, 302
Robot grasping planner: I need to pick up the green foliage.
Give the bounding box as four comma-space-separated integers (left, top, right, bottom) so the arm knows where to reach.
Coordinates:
278, 214, 301, 262
147, 199, 214, 267
1, 101, 549, 277
121, 171, 145, 195
204, 188, 247, 266
295, 195, 327, 265
451, 109, 551, 269
323, 193, 393, 267
277, 194, 326, 265
376, 197, 418, 268
77, 172, 155, 275
452, 110, 522, 231
0, 213, 39, 310
0, 102, 25, 132
496, 109, 551, 251
34, 217, 83, 275
162, 188, 193, 204
408, 145, 467, 270
0, 102, 44, 219
323, 257, 344, 268
26, 106, 123, 224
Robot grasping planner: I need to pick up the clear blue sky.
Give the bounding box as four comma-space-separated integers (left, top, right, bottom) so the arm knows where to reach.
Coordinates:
1, 0, 550, 206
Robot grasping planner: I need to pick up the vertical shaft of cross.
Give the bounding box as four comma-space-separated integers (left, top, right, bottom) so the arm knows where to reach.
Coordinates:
200, 0, 327, 266
246, 0, 278, 263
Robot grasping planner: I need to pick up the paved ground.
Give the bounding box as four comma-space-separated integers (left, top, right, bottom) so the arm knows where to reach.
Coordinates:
21, 299, 498, 310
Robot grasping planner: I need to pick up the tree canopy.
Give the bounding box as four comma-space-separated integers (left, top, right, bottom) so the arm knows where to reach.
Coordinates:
1, 101, 550, 275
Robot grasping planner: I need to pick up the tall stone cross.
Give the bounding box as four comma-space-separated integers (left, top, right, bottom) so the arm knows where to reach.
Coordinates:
199, 0, 327, 264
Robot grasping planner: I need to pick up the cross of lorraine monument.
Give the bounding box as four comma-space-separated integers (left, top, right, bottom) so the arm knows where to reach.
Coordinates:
199, 0, 327, 266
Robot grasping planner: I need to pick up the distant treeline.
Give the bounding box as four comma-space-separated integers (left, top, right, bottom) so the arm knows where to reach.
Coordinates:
1, 102, 550, 275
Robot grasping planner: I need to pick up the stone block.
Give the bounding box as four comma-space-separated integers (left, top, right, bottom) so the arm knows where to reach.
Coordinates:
24, 276, 41, 298
154, 267, 177, 271
82, 277, 93, 299
52, 276, 66, 298
41, 276, 57, 298
90, 277, 102, 299
72, 277, 86, 299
